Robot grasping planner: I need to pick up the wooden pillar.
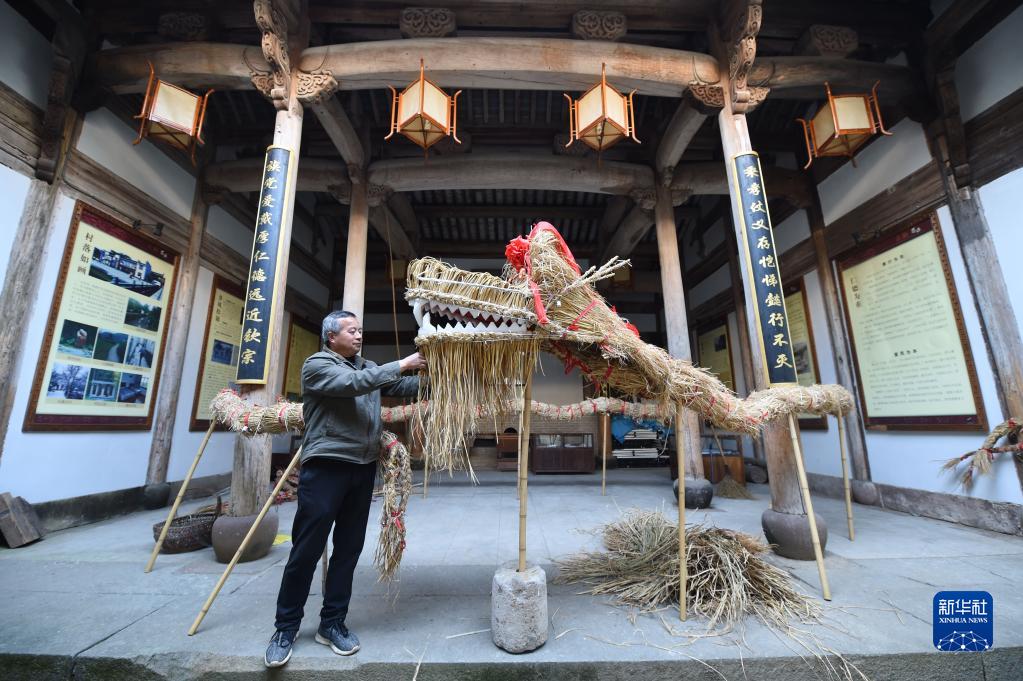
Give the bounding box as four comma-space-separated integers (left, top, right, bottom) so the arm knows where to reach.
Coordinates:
0, 107, 81, 468
341, 165, 368, 320
806, 197, 872, 483
230, 96, 304, 517
724, 224, 765, 463
718, 108, 805, 517
143, 170, 211, 499
653, 182, 705, 480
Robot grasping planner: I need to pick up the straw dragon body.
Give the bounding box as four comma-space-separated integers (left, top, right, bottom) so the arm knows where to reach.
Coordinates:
405, 222, 852, 464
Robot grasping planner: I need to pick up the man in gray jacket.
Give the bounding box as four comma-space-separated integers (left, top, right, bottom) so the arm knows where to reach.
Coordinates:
266, 310, 425, 668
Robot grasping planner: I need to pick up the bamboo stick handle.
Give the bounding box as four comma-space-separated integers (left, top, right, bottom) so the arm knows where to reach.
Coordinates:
601, 412, 609, 496
146, 422, 216, 573
517, 375, 533, 572
787, 414, 831, 601
423, 452, 429, 499
188, 447, 303, 636
837, 416, 855, 541
676, 407, 687, 621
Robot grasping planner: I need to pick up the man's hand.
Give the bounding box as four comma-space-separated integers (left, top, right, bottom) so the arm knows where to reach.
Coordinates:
399, 352, 427, 373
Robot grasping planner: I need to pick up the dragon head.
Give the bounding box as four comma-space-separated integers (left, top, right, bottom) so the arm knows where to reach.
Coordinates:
404, 222, 852, 470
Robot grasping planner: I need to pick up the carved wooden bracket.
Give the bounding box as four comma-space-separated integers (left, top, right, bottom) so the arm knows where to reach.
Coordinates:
796, 25, 858, 58
400, 7, 457, 38
35, 54, 74, 183
327, 183, 351, 205
716, 0, 766, 113
157, 12, 212, 41
571, 10, 627, 41
366, 184, 394, 208
201, 184, 231, 205
253, 0, 291, 110
935, 65, 972, 190
630, 187, 657, 212
295, 69, 339, 105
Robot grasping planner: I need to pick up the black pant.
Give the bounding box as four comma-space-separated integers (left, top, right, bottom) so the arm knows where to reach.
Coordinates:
275, 457, 377, 632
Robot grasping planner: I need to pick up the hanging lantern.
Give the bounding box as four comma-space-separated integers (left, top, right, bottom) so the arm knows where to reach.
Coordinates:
563, 63, 639, 152
386, 59, 462, 151
796, 81, 891, 169
132, 62, 213, 164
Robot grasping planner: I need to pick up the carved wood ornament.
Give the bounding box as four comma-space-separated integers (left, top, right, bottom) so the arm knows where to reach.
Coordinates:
400, 7, 457, 38
571, 11, 627, 41
251, 0, 338, 110
722, 0, 766, 113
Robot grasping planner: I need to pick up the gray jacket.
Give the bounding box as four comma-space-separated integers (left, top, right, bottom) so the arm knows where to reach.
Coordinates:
300, 349, 420, 465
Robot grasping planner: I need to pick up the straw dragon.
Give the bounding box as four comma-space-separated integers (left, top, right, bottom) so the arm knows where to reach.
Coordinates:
405, 222, 853, 463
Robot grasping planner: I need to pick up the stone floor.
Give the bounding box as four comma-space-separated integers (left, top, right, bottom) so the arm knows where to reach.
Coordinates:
1, 467, 1021, 680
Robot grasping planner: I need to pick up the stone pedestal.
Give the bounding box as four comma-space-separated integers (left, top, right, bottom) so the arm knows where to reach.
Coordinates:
673, 477, 714, 509
211, 508, 279, 563
492, 563, 548, 653
762, 508, 828, 561
142, 482, 171, 510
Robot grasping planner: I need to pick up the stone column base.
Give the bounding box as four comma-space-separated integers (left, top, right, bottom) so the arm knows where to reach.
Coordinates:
492, 563, 548, 653
761, 508, 828, 560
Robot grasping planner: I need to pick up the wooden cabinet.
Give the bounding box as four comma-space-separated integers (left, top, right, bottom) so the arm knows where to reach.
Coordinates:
529, 434, 595, 474
496, 433, 519, 471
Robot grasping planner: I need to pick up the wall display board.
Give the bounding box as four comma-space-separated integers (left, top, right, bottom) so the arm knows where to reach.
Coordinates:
24, 202, 178, 431
837, 213, 985, 430
190, 276, 245, 430
696, 322, 734, 392
784, 282, 826, 430
283, 318, 321, 401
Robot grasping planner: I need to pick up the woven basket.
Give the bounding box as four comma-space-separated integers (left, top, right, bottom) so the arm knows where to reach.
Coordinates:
151, 498, 223, 554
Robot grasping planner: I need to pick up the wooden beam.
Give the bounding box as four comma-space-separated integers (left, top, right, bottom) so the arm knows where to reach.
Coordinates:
752, 57, 921, 100
926, 0, 1023, 63
205, 158, 349, 193
368, 203, 416, 261
94, 43, 265, 94
300, 38, 719, 97
309, 93, 365, 167
598, 195, 631, 242
368, 153, 655, 194
599, 203, 653, 263
387, 192, 419, 244
415, 205, 603, 221
655, 100, 707, 174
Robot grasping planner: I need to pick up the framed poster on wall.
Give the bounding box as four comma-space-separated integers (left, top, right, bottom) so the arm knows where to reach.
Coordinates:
836, 212, 985, 430
190, 275, 245, 430
283, 318, 321, 401
24, 201, 179, 431
784, 281, 827, 430
696, 321, 734, 392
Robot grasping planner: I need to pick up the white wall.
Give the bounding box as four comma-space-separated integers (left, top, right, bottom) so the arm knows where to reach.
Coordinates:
955, 5, 1023, 121
77, 108, 196, 220
0, 164, 31, 284
0, 195, 156, 502
0, 1, 52, 108
977, 167, 1023, 328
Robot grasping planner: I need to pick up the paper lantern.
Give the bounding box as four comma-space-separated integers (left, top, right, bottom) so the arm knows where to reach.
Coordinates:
796, 81, 891, 169
133, 62, 212, 163
563, 63, 639, 151
386, 59, 462, 151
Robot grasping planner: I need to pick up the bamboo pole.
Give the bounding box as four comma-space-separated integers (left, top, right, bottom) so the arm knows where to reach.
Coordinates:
188, 447, 303, 636
786, 414, 831, 601
145, 422, 216, 573
837, 416, 855, 541
422, 453, 429, 498
601, 412, 609, 496
676, 408, 687, 621
517, 375, 533, 572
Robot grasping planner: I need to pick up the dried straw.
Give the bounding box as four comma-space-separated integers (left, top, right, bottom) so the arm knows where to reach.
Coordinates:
941, 417, 1023, 490
375, 431, 413, 581
715, 474, 755, 500
556, 509, 819, 634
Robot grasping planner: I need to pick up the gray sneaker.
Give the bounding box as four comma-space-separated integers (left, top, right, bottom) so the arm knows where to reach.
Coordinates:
264, 629, 298, 668
315, 620, 360, 655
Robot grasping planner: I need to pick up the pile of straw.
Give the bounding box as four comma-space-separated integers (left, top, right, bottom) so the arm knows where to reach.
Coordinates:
210, 389, 305, 435
557, 510, 819, 633
715, 474, 755, 500
375, 431, 413, 581
941, 418, 1023, 490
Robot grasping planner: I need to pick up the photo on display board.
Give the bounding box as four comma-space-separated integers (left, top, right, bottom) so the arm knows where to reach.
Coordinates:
124, 336, 155, 368
211, 339, 238, 366
124, 298, 162, 333
55, 320, 98, 359
117, 373, 148, 404
793, 341, 811, 374
93, 330, 128, 364
84, 369, 121, 402
46, 363, 88, 400
88, 247, 166, 300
